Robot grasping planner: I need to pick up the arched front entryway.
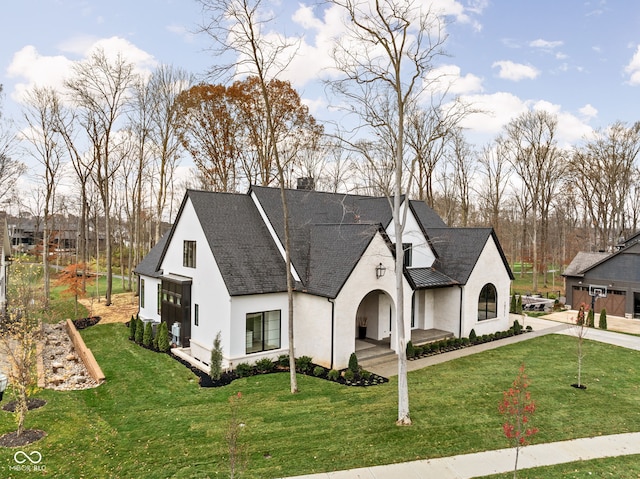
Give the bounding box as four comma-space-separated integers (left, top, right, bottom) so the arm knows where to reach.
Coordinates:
355, 289, 395, 347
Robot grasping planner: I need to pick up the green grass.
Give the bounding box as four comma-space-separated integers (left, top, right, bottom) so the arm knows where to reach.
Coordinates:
1, 326, 639, 478
482, 454, 640, 478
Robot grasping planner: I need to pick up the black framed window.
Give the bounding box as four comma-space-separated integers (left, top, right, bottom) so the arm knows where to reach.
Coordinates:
194, 304, 199, 326
478, 283, 497, 320
140, 278, 145, 308
403, 243, 412, 267
183, 240, 196, 268
246, 310, 281, 354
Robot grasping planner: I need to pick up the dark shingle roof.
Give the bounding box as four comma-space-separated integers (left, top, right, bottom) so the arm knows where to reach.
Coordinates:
250, 186, 394, 284
133, 232, 169, 278
187, 190, 288, 296
306, 223, 381, 297
410, 200, 447, 229
426, 228, 514, 284
563, 251, 610, 277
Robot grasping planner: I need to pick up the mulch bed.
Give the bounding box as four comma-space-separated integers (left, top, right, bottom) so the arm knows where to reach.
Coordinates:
2, 398, 47, 412
72, 316, 101, 330
0, 429, 47, 447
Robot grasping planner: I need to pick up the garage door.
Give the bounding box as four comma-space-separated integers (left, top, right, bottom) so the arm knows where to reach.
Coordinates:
572, 287, 626, 317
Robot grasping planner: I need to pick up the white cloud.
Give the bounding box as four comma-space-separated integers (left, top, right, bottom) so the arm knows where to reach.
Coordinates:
529, 39, 563, 49
457, 91, 529, 136
492, 60, 540, 81
6, 36, 158, 104
423, 64, 483, 95
6, 46, 74, 102
452, 93, 592, 146
579, 104, 598, 120
624, 45, 640, 85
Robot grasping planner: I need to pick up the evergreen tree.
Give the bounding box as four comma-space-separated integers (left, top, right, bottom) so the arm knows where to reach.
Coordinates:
143, 321, 153, 347
587, 308, 595, 327
157, 322, 170, 352
129, 315, 137, 340
599, 308, 607, 330
210, 331, 223, 380
135, 317, 144, 344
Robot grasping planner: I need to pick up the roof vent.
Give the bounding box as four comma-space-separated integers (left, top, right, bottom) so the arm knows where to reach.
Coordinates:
297, 177, 315, 190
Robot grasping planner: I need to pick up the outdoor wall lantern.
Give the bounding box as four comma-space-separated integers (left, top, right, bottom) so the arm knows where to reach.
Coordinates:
376, 263, 386, 279
0, 372, 8, 402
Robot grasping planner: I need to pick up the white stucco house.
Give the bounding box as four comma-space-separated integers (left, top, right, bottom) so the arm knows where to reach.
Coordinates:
134, 185, 513, 371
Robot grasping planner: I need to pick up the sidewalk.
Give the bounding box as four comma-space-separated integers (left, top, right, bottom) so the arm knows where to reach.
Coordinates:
285, 432, 640, 479
287, 315, 640, 479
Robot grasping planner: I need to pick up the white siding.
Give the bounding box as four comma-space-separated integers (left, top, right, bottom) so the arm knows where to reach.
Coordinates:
333, 232, 412, 369
228, 292, 289, 367
137, 276, 161, 322
160, 198, 232, 366
461, 236, 511, 337
294, 294, 334, 368
384, 201, 436, 268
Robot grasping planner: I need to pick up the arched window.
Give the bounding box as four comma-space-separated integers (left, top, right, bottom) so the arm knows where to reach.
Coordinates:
478, 283, 497, 320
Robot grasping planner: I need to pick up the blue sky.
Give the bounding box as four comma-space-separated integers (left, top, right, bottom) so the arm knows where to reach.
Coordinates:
2, 0, 640, 150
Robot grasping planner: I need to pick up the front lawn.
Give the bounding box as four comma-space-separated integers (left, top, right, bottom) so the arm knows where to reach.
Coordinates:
1, 324, 639, 478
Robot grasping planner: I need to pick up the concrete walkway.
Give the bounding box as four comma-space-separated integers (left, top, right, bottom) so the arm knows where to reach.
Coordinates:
286, 432, 640, 478
286, 314, 640, 479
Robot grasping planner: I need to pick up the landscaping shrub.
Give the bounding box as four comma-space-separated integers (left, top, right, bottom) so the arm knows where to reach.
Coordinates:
152, 332, 159, 351
516, 295, 523, 314
348, 352, 359, 373
599, 308, 607, 330
255, 357, 275, 373
513, 319, 522, 335
587, 308, 595, 327
210, 332, 223, 380
361, 369, 371, 380
135, 318, 144, 344
461, 337, 470, 346
295, 355, 313, 374
327, 369, 340, 381
469, 329, 477, 343
510, 293, 517, 314
142, 321, 153, 348
313, 365, 325, 377
343, 369, 355, 381
157, 322, 170, 352
129, 315, 137, 340
276, 354, 290, 368
406, 341, 415, 359
235, 363, 253, 378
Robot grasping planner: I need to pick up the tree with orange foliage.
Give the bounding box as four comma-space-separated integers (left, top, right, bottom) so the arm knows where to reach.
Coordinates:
54, 263, 93, 318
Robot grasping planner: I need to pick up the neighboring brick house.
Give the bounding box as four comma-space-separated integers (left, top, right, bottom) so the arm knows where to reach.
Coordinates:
134, 185, 513, 371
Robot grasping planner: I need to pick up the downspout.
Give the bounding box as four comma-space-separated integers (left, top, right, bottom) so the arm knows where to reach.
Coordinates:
458, 285, 463, 338
327, 298, 335, 369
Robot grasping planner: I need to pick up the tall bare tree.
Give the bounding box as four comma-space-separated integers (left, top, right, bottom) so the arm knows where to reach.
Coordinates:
329, 0, 451, 425
501, 110, 563, 291
476, 139, 511, 235
21, 86, 64, 305
0, 85, 26, 202
147, 65, 192, 243
569, 121, 640, 251
197, 0, 303, 394
65, 49, 137, 305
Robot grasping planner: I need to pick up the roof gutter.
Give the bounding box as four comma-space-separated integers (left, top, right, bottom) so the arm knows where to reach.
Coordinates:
327, 298, 335, 369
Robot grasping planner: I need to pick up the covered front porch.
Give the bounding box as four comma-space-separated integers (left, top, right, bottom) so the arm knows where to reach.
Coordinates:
355, 328, 453, 362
